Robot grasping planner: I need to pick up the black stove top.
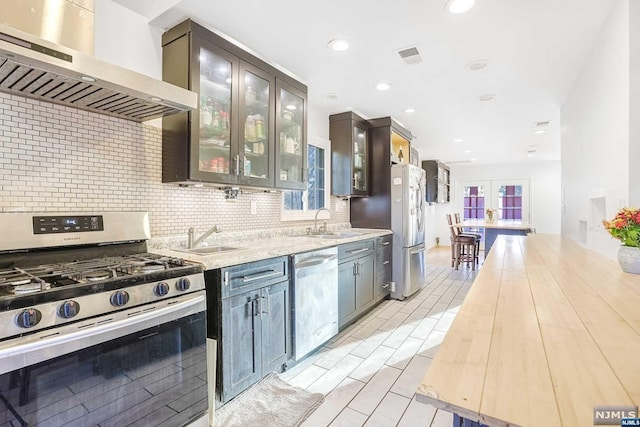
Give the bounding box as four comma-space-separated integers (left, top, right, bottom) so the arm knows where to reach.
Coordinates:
0, 253, 202, 310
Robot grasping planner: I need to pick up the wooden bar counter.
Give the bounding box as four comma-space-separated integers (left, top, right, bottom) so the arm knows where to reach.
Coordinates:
461, 220, 532, 254
416, 234, 640, 426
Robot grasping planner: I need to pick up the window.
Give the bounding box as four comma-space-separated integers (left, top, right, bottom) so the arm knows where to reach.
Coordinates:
282, 136, 330, 220
463, 185, 486, 220
497, 185, 523, 220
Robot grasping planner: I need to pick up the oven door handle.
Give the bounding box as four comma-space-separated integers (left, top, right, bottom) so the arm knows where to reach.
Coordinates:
0, 292, 206, 376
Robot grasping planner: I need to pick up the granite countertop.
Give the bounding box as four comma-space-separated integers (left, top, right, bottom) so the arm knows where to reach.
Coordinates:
148, 226, 392, 270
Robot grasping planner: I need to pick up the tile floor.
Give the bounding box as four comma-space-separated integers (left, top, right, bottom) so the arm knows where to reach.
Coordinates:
278, 247, 479, 427
190, 246, 480, 427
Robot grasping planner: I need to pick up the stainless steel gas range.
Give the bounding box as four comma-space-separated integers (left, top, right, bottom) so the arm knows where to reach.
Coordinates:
0, 212, 208, 427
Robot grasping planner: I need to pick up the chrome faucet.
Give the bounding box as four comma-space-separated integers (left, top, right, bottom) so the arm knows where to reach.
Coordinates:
310, 208, 331, 234
188, 224, 222, 249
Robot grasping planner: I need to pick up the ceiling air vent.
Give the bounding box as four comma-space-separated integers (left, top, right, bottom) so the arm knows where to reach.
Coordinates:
396, 47, 422, 65
533, 120, 550, 134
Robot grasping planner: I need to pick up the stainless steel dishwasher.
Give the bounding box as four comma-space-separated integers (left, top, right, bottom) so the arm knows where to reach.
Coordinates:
292, 246, 339, 360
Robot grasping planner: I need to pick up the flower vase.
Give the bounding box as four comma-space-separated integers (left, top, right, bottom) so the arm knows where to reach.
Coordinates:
485, 213, 494, 224
617, 246, 640, 274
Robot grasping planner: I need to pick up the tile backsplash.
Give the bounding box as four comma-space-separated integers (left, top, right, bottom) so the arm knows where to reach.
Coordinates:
0, 93, 348, 237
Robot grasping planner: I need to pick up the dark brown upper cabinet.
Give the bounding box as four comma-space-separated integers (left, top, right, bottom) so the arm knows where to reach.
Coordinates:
161, 19, 307, 190
329, 112, 370, 197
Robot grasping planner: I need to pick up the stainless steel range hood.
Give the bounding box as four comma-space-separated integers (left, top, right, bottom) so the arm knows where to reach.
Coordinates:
0, 23, 197, 122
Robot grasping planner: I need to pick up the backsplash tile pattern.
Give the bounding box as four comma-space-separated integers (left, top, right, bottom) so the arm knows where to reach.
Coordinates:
0, 94, 348, 237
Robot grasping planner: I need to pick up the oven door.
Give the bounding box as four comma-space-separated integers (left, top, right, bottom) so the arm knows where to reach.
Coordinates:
0, 291, 207, 427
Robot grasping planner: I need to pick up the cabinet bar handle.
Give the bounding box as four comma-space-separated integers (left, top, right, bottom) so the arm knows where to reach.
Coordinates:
382, 283, 390, 289
254, 295, 261, 317
224, 271, 229, 287
243, 270, 281, 283
235, 155, 240, 176
382, 242, 390, 246
382, 260, 390, 265
348, 248, 369, 255
262, 290, 269, 316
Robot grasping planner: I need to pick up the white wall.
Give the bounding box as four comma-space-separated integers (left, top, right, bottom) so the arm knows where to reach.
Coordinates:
423, 161, 561, 250
561, 0, 629, 259
630, 1, 640, 206
94, 0, 163, 79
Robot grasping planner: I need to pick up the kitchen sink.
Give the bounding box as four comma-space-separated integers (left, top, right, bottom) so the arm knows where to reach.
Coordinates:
173, 246, 241, 255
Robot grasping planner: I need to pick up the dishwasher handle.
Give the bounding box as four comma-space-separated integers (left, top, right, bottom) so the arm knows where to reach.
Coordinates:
294, 254, 338, 280
295, 255, 337, 269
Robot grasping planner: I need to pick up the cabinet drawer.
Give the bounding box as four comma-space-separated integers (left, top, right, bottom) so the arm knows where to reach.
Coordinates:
376, 234, 392, 248
221, 256, 289, 298
338, 239, 375, 261
376, 270, 392, 300
376, 245, 392, 274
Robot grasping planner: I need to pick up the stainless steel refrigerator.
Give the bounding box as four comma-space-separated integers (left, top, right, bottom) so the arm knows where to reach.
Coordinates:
390, 163, 426, 299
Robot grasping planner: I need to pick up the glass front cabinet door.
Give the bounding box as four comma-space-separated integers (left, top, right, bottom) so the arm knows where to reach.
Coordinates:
194, 42, 237, 184
238, 64, 275, 187
275, 80, 306, 190
352, 123, 368, 195
161, 20, 307, 189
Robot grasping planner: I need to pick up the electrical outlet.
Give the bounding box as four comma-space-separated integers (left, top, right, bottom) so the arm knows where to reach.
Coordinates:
250, 201, 257, 215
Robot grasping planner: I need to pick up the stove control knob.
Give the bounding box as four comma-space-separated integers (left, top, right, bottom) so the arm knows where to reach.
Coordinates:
176, 277, 191, 292
59, 300, 80, 319
17, 308, 42, 328
110, 290, 130, 307
154, 282, 170, 297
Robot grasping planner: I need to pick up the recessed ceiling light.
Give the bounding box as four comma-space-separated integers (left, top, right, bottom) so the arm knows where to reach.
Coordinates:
328, 39, 350, 51
466, 59, 489, 70
404, 108, 416, 113
478, 94, 495, 101
81, 75, 96, 82
470, 158, 477, 162
150, 96, 163, 102
454, 138, 463, 143
326, 93, 339, 100
527, 153, 535, 157
445, 0, 475, 14
376, 81, 392, 91
464, 150, 472, 153
285, 104, 297, 110
533, 129, 548, 134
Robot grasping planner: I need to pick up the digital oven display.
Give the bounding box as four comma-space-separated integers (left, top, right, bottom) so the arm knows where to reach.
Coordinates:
33, 215, 104, 234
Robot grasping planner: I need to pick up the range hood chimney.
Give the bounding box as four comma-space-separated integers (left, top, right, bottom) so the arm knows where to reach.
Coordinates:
0, 0, 196, 122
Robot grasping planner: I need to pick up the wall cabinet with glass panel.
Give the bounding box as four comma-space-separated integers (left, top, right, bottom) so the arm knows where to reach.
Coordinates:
161, 19, 307, 189
329, 112, 370, 197
422, 160, 450, 203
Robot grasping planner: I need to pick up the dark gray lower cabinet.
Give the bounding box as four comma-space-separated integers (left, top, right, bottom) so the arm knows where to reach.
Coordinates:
376, 234, 392, 299
338, 235, 392, 328
338, 239, 376, 328
206, 256, 290, 404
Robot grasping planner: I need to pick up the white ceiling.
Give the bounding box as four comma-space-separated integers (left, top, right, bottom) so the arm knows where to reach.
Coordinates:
112, 0, 614, 165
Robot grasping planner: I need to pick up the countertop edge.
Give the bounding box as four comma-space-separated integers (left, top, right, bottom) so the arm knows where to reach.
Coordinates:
150, 228, 392, 270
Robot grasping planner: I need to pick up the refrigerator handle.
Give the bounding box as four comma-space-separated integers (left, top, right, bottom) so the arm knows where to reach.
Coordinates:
410, 243, 426, 254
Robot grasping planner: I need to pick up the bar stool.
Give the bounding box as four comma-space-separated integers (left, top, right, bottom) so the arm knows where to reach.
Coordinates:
454, 213, 481, 265
446, 214, 477, 270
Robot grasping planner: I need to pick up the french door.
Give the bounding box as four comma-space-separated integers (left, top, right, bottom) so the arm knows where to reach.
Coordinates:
457, 179, 530, 223
456, 179, 530, 250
